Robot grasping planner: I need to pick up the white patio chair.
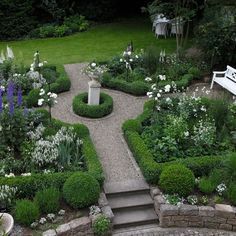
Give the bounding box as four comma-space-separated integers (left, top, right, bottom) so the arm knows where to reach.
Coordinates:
155, 22, 169, 38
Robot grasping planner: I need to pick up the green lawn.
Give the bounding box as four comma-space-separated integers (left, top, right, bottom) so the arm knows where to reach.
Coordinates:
0, 18, 176, 66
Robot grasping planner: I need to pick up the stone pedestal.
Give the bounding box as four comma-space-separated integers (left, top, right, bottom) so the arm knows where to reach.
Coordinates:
88, 79, 101, 105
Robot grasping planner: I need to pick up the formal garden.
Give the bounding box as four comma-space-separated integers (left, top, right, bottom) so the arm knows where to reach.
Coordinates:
0, 0, 236, 235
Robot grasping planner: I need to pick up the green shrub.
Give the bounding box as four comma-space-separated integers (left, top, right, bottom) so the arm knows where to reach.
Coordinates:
82, 137, 104, 185
102, 73, 149, 96
39, 25, 55, 38
14, 200, 39, 226
198, 177, 215, 194
73, 92, 113, 118
26, 88, 40, 107
34, 187, 60, 214
92, 215, 111, 236
177, 155, 223, 177
227, 182, 236, 205
63, 172, 100, 208
159, 164, 195, 197
125, 131, 161, 183
54, 24, 71, 37
142, 46, 159, 75
122, 119, 142, 134
188, 67, 201, 79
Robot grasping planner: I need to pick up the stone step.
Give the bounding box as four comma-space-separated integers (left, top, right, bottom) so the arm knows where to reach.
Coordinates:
104, 179, 149, 195
112, 206, 158, 229
107, 192, 153, 210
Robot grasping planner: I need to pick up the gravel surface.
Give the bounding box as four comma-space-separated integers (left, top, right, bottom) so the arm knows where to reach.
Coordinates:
113, 226, 236, 236
52, 63, 147, 183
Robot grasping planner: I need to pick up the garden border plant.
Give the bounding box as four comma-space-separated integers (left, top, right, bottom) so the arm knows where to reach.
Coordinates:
26, 65, 71, 107
72, 92, 113, 118
122, 99, 231, 184
0, 110, 104, 199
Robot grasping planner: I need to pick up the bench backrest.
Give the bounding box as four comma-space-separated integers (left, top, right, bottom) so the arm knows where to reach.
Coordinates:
226, 65, 236, 83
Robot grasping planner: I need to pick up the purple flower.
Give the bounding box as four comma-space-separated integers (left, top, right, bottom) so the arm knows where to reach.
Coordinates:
0, 88, 3, 113
7, 81, 14, 116
17, 88, 22, 107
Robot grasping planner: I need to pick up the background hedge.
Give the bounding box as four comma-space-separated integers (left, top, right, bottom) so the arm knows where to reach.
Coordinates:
73, 92, 113, 118
0, 0, 150, 39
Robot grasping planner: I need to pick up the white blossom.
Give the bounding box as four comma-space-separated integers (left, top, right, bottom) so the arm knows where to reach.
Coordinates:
145, 77, 152, 82
38, 98, 44, 106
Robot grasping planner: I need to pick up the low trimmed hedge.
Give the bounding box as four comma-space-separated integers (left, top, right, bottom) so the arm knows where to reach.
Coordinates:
0, 113, 104, 198
102, 73, 149, 96
124, 130, 225, 184
26, 65, 71, 107
73, 92, 113, 118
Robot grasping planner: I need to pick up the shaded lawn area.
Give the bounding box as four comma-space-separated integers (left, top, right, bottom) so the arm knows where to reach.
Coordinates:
0, 18, 176, 66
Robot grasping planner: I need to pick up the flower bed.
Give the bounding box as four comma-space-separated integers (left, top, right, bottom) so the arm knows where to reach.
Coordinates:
72, 92, 113, 118
123, 94, 236, 207
99, 47, 203, 96
0, 48, 70, 108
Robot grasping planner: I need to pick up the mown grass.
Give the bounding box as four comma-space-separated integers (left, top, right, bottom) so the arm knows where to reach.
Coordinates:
0, 18, 176, 66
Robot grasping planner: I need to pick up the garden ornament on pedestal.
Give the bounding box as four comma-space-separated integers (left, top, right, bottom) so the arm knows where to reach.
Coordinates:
0, 213, 14, 235
88, 79, 101, 105
84, 62, 108, 105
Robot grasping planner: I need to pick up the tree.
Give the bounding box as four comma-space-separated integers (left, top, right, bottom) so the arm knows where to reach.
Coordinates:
143, 0, 203, 56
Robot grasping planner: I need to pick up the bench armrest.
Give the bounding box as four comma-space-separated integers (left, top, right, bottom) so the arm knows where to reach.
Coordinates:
213, 70, 226, 75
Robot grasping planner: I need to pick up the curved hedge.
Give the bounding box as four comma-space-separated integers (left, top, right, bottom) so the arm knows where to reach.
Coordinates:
0, 111, 104, 198
73, 92, 113, 118
102, 73, 149, 96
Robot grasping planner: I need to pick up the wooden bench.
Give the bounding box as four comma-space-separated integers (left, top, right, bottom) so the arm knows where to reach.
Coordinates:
210, 65, 236, 95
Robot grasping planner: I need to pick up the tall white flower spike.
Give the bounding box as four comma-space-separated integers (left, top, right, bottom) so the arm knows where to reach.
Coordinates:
0, 50, 6, 63
6, 45, 14, 59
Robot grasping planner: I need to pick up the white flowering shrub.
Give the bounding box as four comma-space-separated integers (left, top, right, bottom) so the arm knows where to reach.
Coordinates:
31, 127, 83, 171
216, 183, 227, 196
27, 123, 45, 141
32, 140, 58, 167
0, 185, 17, 209
84, 62, 108, 80
192, 119, 216, 147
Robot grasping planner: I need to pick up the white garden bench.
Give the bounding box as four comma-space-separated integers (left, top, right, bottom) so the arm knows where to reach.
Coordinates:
210, 65, 236, 95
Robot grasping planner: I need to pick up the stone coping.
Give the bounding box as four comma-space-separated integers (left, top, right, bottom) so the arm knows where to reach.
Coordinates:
42, 216, 93, 236
150, 187, 236, 232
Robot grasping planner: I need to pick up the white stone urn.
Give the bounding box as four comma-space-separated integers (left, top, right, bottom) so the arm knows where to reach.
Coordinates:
0, 213, 14, 235
88, 75, 101, 105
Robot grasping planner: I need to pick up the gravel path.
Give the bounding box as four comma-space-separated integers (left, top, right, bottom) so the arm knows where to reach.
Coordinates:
52, 63, 147, 183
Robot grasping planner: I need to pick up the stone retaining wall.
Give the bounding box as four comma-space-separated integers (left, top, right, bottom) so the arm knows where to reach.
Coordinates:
150, 187, 236, 232
42, 217, 93, 236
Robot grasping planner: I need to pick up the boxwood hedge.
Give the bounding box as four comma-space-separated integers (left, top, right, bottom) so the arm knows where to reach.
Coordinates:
102, 73, 149, 96
73, 92, 113, 118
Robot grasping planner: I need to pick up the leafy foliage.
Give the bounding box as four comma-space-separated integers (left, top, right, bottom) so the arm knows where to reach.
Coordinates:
34, 187, 60, 214
159, 164, 195, 197
63, 172, 100, 208
14, 199, 39, 226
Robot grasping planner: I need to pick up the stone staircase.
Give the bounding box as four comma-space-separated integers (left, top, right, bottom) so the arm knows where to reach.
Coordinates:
104, 179, 159, 229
